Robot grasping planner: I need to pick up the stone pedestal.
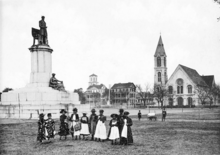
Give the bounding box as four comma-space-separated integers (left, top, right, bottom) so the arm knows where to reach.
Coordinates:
0, 44, 80, 118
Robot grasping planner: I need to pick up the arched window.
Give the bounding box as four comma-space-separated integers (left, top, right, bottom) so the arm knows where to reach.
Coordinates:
158, 72, 161, 82
176, 78, 184, 94
177, 97, 183, 106
169, 98, 173, 106
168, 86, 173, 94
164, 57, 166, 67
188, 97, 193, 107
157, 57, 161, 67
188, 85, 192, 94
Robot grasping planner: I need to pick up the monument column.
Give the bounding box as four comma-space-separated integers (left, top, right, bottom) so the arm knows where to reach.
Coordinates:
28, 45, 53, 87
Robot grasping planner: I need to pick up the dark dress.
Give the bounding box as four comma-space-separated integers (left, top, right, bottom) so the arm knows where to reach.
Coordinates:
45, 118, 55, 139
162, 110, 167, 121
37, 119, 46, 142
58, 114, 69, 137
117, 114, 124, 143
121, 117, 133, 144
89, 114, 98, 135
138, 112, 141, 120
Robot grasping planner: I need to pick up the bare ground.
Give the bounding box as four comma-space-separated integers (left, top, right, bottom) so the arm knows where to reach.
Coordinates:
0, 108, 220, 155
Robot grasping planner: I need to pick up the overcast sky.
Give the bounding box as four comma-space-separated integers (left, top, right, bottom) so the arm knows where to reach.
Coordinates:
0, 0, 220, 91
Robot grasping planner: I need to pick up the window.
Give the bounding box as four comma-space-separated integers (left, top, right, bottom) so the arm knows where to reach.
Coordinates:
188, 85, 192, 94
176, 78, 184, 94
168, 86, 173, 94
158, 72, 161, 82
164, 57, 166, 67
157, 57, 161, 67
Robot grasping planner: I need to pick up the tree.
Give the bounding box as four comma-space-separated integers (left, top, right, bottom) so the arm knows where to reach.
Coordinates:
213, 0, 220, 21
153, 84, 168, 108
136, 84, 152, 107
2, 87, 13, 92
74, 88, 86, 104
195, 85, 209, 107
207, 84, 220, 108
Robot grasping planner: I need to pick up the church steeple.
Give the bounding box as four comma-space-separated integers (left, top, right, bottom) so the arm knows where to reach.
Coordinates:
154, 35, 166, 57
154, 35, 168, 86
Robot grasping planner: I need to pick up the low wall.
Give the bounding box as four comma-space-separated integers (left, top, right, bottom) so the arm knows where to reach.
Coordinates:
0, 104, 90, 119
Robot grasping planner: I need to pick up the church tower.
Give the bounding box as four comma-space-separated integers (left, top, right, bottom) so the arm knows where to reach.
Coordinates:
154, 35, 168, 87
89, 74, 98, 86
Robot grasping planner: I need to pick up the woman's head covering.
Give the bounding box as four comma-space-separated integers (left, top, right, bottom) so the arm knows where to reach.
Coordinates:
47, 113, 52, 117
99, 109, 104, 113
73, 108, 78, 112
111, 113, 118, 118
119, 108, 124, 113
39, 113, 44, 118
60, 109, 67, 114
91, 109, 96, 112
124, 111, 130, 115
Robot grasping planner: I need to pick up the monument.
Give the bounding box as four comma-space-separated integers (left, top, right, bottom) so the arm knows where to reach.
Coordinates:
0, 16, 88, 119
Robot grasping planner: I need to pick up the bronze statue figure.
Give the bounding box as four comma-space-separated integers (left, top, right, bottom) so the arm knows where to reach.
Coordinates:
31, 16, 48, 45
49, 73, 66, 92
39, 16, 48, 44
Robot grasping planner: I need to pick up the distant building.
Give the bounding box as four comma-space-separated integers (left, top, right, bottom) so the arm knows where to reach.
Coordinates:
111, 82, 136, 106
153, 35, 217, 107
85, 74, 107, 104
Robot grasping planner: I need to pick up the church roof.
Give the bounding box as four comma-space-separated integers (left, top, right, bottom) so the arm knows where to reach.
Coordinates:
154, 35, 166, 57
111, 82, 136, 89
87, 84, 105, 90
179, 65, 207, 86
201, 75, 215, 88
89, 74, 97, 77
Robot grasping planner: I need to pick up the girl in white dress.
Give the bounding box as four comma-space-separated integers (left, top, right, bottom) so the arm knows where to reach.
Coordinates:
108, 114, 119, 145
80, 112, 90, 140
94, 109, 107, 142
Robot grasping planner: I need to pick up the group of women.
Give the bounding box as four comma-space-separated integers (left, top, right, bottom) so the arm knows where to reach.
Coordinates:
37, 108, 133, 145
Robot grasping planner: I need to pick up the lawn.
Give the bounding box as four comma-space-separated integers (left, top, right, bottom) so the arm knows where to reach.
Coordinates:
0, 108, 220, 155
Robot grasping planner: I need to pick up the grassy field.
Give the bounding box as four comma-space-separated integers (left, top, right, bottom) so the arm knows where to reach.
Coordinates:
0, 108, 220, 155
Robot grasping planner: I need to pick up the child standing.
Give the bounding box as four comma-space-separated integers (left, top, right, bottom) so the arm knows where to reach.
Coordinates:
89, 109, 98, 141
162, 108, 167, 122
37, 113, 46, 142
80, 112, 90, 140
121, 111, 133, 145
138, 110, 142, 121
45, 113, 55, 139
69, 108, 81, 140
94, 109, 107, 142
58, 109, 69, 140
108, 114, 119, 145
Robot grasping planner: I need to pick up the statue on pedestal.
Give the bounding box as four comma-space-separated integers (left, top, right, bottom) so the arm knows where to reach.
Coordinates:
49, 73, 66, 91
32, 16, 48, 46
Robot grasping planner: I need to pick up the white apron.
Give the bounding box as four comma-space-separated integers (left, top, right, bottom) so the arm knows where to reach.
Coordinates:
121, 119, 127, 138
94, 117, 107, 139
71, 114, 81, 136
108, 121, 119, 140
80, 117, 90, 135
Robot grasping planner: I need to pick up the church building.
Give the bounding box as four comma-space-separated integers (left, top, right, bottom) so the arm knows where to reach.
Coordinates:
154, 35, 216, 107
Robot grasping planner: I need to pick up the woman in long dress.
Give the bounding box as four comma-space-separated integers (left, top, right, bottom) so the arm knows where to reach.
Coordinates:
121, 111, 133, 145
69, 108, 81, 140
58, 109, 69, 140
94, 109, 107, 142
89, 109, 98, 141
80, 112, 90, 140
37, 113, 46, 142
45, 113, 55, 139
108, 114, 119, 145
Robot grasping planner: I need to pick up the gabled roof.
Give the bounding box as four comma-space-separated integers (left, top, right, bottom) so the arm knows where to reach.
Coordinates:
201, 75, 215, 88
89, 74, 97, 77
154, 35, 166, 57
111, 82, 136, 89
87, 84, 105, 90
179, 64, 207, 86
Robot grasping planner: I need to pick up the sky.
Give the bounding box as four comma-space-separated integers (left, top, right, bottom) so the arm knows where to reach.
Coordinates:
0, 0, 220, 92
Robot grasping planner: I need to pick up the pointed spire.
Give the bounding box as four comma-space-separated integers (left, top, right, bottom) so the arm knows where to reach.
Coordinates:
154, 35, 166, 57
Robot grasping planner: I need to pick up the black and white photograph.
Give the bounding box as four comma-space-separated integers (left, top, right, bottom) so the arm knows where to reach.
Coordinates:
0, 0, 220, 154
